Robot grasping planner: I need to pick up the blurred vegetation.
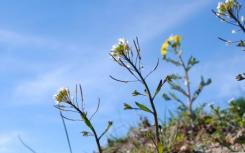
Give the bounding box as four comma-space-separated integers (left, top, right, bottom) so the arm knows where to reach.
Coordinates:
104, 98, 245, 153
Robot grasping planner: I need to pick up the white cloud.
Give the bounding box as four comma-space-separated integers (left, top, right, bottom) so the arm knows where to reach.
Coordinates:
12, 67, 69, 104
122, 0, 213, 42
11, 56, 119, 105
9, 0, 215, 106
0, 29, 81, 51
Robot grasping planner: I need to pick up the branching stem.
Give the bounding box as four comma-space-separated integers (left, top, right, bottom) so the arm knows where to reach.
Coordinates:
124, 55, 160, 144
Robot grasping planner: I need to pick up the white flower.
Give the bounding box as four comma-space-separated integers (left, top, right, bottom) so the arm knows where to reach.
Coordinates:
217, 2, 226, 15
110, 38, 129, 58
54, 87, 70, 104
217, 2, 223, 10
118, 38, 128, 45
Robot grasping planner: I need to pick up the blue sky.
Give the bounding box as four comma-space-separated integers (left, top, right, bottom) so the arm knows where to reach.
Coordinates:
0, 0, 245, 153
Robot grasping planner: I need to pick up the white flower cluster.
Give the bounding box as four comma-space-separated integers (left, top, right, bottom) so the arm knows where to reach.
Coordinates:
217, 0, 239, 16
54, 87, 70, 104
110, 38, 129, 59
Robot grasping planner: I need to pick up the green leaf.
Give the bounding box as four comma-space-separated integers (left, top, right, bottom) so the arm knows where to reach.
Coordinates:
168, 81, 188, 97
162, 93, 171, 101
237, 40, 245, 47
81, 113, 93, 129
167, 74, 182, 80
132, 90, 141, 96
192, 77, 211, 102
153, 80, 163, 99
135, 102, 153, 113
187, 56, 199, 71
81, 131, 91, 136
123, 103, 133, 110
164, 57, 181, 66
169, 92, 185, 107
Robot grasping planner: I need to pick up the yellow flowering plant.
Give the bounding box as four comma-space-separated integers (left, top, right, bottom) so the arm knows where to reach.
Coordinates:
161, 35, 211, 120
161, 35, 181, 58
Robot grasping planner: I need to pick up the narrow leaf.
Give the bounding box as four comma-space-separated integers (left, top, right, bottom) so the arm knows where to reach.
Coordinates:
132, 90, 141, 96
123, 103, 133, 110
169, 92, 185, 107
192, 77, 211, 102
81, 131, 92, 137
162, 93, 171, 101
168, 81, 188, 97
135, 102, 153, 113
186, 56, 199, 71
81, 113, 93, 130
153, 80, 163, 99
164, 57, 181, 66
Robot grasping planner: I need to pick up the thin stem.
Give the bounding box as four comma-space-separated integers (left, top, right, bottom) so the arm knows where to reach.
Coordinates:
90, 125, 103, 153
59, 111, 73, 153
228, 10, 245, 33
18, 136, 37, 153
124, 55, 160, 144
178, 54, 195, 119
69, 102, 103, 153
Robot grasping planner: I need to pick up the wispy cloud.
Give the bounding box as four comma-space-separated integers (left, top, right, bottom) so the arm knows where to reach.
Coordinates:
0, 29, 82, 51
0, 131, 23, 153
121, 0, 214, 42
8, 0, 215, 106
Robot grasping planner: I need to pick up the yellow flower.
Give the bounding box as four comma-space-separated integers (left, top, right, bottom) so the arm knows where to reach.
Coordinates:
161, 35, 182, 57
54, 87, 69, 104
161, 41, 169, 57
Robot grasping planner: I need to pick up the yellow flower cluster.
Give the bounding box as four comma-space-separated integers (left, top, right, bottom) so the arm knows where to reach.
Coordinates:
54, 87, 69, 104
110, 38, 129, 58
161, 35, 182, 57
217, 0, 237, 15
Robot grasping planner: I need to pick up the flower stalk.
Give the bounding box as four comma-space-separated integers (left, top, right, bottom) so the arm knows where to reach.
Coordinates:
54, 86, 112, 153
109, 38, 165, 144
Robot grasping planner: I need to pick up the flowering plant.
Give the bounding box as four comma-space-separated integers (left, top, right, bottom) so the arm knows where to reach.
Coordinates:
110, 37, 170, 148
161, 35, 211, 120
54, 85, 112, 153
214, 0, 245, 80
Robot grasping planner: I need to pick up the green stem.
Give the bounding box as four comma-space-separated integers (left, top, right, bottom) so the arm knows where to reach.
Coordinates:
228, 10, 245, 33
178, 55, 195, 120
70, 102, 103, 153
124, 55, 160, 144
